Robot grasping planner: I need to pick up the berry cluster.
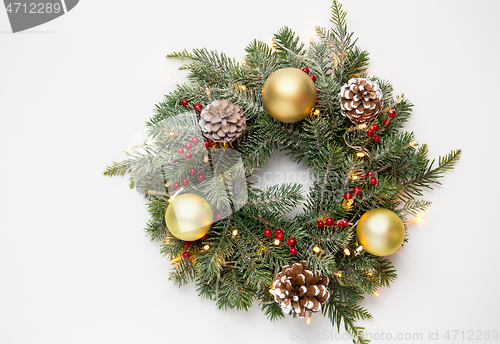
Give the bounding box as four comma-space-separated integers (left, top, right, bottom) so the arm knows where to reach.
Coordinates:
301, 66, 317, 83
264, 227, 297, 255
181, 99, 204, 116
365, 109, 398, 144
172, 137, 206, 189
317, 217, 349, 229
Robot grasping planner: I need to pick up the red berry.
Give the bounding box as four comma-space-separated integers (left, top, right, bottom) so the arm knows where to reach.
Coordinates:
264, 229, 272, 237
301, 67, 310, 74
325, 217, 334, 226
194, 103, 202, 111
370, 177, 377, 186
287, 238, 296, 246
185, 142, 193, 150
366, 129, 374, 137
353, 186, 361, 195
358, 172, 366, 179
173, 182, 180, 189
202, 234, 208, 240
317, 221, 325, 228
216, 213, 223, 220
338, 219, 348, 228
384, 118, 391, 126
388, 109, 397, 118
183, 241, 191, 248
181, 99, 188, 106
344, 193, 352, 200
177, 147, 184, 154
185, 152, 192, 159
289, 247, 297, 255
367, 170, 375, 177
373, 136, 380, 144
204, 140, 211, 148
275, 229, 283, 235
182, 252, 189, 259
309, 74, 317, 82
197, 174, 205, 182
181, 178, 189, 186
191, 137, 199, 145
276, 233, 285, 241
189, 168, 197, 175
372, 124, 380, 131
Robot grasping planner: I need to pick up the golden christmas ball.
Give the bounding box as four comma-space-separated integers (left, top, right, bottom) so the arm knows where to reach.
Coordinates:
261, 68, 317, 123
165, 193, 213, 241
356, 208, 405, 256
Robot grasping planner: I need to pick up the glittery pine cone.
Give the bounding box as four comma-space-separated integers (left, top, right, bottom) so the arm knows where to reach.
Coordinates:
199, 99, 246, 143
340, 78, 383, 124
272, 262, 330, 318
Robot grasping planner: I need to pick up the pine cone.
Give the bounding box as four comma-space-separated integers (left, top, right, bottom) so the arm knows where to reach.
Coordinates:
272, 262, 329, 318
199, 99, 247, 143
340, 78, 383, 124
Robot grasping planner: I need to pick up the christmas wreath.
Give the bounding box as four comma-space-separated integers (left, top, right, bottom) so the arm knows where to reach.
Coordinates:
104, 2, 460, 342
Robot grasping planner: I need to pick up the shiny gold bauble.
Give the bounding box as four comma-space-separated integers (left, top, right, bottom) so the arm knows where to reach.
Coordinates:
261, 68, 317, 123
165, 193, 213, 241
356, 208, 405, 256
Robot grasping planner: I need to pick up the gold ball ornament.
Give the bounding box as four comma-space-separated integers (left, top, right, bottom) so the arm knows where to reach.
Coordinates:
261, 68, 317, 123
165, 193, 213, 241
356, 208, 405, 256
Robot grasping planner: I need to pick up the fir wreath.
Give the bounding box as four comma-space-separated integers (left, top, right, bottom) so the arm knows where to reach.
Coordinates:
104, 2, 460, 342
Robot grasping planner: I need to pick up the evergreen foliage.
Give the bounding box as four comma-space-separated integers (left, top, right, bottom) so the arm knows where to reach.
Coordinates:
105, 2, 460, 342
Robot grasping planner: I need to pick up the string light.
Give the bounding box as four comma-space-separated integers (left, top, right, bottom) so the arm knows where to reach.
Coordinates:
351, 174, 359, 181
203, 244, 210, 251
336, 272, 342, 278
358, 123, 367, 130
373, 291, 379, 297
356, 152, 365, 158
269, 288, 275, 295
344, 248, 351, 256
274, 239, 280, 246
241, 58, 247, 67
313, 246, 321, 253
232, 229, 238, 237
407, 140, 418, 148
169, 131, 175, 136
267, 39, 276, 52
238, 84, 247, 91
166, 75, 178, 85
414, 216, 422, 223
306, 315, 312, 325
355, 246, 365, 255
367, 272, 374, 277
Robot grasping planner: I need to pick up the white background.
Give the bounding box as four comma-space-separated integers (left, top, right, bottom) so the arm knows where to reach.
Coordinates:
1, 1, 499, 343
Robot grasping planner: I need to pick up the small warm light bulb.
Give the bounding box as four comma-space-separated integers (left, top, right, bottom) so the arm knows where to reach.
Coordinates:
274, 239, 280, 246
169, 131, 175, 136
306, 316, 312, 325
351, 174, 359, 181
358, 123, 367, 130
367, 272, 374, 277
356, 152, 365, 158
232, 229, 238, 237
314, 109, 320, 116
373, 291, 379, 297
397, 96, 403, 103
241, 58, 247, 67
238, 84, 247, 91
414, 216, 422, 223
336, 272, 342, 278
344, 248, 351, 256
269, 288, 275, 295
166, 75, 178, 85
203, 244, 210, 251
313, 246, 321, 253
407, 140, 418, 148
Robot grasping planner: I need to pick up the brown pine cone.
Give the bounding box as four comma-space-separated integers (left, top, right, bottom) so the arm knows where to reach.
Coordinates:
272, 262, 330, 318
199, 99, 246, 143
340, 78, 383, 124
